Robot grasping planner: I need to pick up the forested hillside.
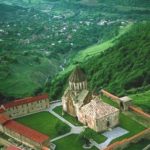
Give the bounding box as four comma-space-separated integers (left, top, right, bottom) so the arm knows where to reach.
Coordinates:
50, 22, 150, 111
0, 0, 150, 104
83, 22, 150, 95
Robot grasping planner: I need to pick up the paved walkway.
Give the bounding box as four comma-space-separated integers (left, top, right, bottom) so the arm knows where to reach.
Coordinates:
51, 132, 71, 142
48, 102, 128, 149
98, 127, 128, 149
48, 102, 84, 142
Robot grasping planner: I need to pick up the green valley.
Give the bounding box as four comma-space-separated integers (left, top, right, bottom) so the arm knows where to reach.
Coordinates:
49, 22, 150, 113
0, 0, 150, 102
0, 1, 150, 150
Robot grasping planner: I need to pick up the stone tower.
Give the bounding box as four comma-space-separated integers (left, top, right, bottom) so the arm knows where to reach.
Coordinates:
69, 66, 87, 94
62, 66, 91, 117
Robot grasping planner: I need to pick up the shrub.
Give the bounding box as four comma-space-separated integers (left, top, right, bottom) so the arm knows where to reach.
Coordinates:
55, 122, 70, 136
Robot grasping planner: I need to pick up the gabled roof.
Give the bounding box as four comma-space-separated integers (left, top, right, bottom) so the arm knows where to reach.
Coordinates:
81, 96, 119, 119
69, 66, 86, 83
0, 114, 10, 124
6, 145, 21, 150
120, 96, 132, 102
4, 120, 49, 144
3, 94, 48, 109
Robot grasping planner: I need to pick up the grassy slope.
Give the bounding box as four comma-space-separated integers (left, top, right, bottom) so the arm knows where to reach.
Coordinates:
130, 90, 150, 113
16, 112, 71, 138
72, 24, 131, 63
82, 22, 150, 95
50, 22, 150, 113
0, 54, 59, 98
49, 24, 132, 99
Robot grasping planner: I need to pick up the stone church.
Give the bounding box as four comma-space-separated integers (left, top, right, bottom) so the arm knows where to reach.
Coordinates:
62, 66, 119, 132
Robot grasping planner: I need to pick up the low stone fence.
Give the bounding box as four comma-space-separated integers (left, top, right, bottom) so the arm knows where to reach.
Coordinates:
101, 90, 150, 119
101, 89, 120, 104
104, 128, 150, 150
129, 106, 150, 119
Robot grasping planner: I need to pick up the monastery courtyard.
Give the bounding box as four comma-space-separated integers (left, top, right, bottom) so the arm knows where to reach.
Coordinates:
15, 96, 146, 150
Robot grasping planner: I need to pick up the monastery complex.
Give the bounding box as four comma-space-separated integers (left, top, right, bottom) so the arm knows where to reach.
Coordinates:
0, 66, 143, 150
62, 66, 119, 132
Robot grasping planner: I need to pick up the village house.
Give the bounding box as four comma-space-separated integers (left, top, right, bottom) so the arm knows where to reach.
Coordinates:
0, 94, 50, 118
62, 66, 119, 132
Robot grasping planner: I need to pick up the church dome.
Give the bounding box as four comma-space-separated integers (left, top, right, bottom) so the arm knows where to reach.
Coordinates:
69, 66, 87, 91
69, 66, 86, 83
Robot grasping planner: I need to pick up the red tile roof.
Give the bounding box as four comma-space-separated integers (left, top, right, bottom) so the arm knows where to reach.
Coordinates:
6, 145, 21, 150
3, 94, 49, 109
4, 120, 49, 143
0, 107, 5, 113
0, 114, 10, 124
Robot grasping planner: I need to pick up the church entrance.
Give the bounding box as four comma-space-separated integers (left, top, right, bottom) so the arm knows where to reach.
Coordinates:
120, 101, 124, 111
107, 120, 110, 128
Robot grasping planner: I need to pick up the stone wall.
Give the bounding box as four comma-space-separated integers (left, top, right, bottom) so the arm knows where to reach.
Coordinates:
101, 89, 120, 104
101, 90, 150, 119
129, 106, 150, 119
96, 111, 119, 132
78, 109, 119, 132
104, 128, 150, 150
5, 99, 50, 118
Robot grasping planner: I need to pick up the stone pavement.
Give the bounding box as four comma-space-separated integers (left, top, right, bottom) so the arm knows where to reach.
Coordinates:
51, 132, 71, 142
98, 127, 128, 149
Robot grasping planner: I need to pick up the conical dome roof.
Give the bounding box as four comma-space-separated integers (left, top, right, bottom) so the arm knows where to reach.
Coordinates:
69, 66, 86, 83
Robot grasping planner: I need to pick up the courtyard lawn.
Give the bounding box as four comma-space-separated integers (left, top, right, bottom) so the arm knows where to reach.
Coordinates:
130, 90, 150, 113
53, 106, 82, 126
16, 112, 71, 139
85, 128, 107, 144
53, 134, 98, 150
111, 113, 146, 143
